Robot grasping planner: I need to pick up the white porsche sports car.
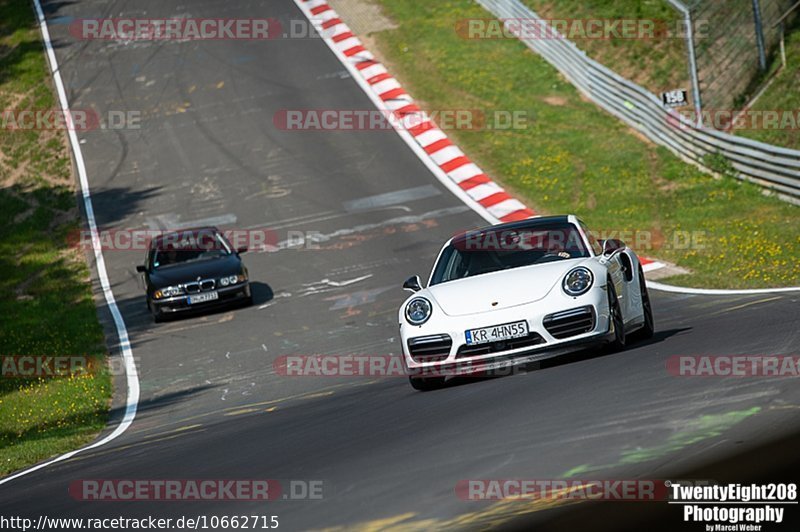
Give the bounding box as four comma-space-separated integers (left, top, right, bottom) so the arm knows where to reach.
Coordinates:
398, 215, 654, 390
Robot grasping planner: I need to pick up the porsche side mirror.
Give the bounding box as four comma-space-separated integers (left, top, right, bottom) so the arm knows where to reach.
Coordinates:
403, 275, 422, 292
602, 238, 626, 256
237, 246, 248, 254
136, 264, 147, 273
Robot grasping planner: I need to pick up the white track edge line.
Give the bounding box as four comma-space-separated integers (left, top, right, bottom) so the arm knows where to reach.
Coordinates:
646, 281, 800, 295
293, 1, 800, 296
0, 0, 141, 486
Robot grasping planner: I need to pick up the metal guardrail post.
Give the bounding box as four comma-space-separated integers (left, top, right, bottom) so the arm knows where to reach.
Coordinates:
772, 0, 800, 68
779, 22, 786, 67
752, 0, 768, 70
666, 0, 702, 127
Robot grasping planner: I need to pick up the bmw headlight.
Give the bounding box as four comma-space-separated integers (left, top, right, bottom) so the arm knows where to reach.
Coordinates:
155, 285, 183, 299
563, 267, 593, 296
167, 286, 184, 297
405, 297, 432, 325
219, 274, 239, 287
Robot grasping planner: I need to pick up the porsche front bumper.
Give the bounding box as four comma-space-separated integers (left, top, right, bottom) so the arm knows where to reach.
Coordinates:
400, 289, 613, 376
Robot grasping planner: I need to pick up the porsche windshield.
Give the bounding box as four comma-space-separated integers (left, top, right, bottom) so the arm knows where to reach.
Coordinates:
151, 230, 231, 269
430, 222, 589, 284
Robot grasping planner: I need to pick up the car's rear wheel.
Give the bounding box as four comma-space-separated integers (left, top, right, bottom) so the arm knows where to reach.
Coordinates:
409, 375, 446, 391
630, 265, 655, 341
606, 279, 626, 351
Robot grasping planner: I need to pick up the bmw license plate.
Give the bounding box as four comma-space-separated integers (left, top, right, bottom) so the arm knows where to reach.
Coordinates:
465, 320, 529, 346
187, 291, 219, 305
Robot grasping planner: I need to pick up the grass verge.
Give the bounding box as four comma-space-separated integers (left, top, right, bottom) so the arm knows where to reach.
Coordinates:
521, 0, 688, 97
0, 0, 111, 476
738, 27, 800, 150
371, 0, 798, 288
522, 0, 800, 150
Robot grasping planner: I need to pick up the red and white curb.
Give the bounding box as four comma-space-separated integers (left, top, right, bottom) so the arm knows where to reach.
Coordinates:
299, 0, 534, 225
292, 0, 800, 294
639, 258, 665, 273
295, 0, 665, 272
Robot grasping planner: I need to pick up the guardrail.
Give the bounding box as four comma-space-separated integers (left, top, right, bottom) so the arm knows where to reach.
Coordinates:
475, 0, 800, 203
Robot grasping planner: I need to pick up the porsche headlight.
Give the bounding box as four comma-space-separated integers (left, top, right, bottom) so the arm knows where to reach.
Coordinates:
405, 297, 432, 325
563, 267, 593, 296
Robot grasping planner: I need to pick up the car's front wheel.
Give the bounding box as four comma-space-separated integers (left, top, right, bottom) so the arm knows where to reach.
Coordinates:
409, 375, 446, 391
606, 279, 626, 351
148, 300, 164, 323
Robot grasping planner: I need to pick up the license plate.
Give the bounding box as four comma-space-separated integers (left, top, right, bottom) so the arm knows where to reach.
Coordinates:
187, 291, 219, 305
465, 320, 529, 346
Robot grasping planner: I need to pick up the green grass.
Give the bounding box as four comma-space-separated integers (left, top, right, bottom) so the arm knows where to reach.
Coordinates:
372, 0, 799, 288
0, 0, 111, 476
737, 27, 800, 150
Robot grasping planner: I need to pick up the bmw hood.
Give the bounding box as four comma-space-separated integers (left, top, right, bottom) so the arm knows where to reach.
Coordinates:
426, 258, 588, 316
149, 256, 243, 287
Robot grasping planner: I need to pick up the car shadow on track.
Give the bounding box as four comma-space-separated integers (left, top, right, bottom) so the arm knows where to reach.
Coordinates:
439, 327, 692, 390
93, 282, 275, 352
250, 281, 274, 305
538, 326, 692, 369
111, 384, 216, 417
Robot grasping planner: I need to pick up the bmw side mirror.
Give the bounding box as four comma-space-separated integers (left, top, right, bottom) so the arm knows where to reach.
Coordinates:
602, 238, 626, 256
403, 275, 422, 293
237, 246, 248, 254
136, 265, 147, 273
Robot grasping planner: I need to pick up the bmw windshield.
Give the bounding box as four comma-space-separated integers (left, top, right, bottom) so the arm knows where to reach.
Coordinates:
151, 230, 232, 269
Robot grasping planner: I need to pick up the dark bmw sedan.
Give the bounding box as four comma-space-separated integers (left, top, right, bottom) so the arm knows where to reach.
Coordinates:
136, 227, 252, 322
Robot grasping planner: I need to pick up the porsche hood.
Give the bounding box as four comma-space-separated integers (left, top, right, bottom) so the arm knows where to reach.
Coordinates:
425, 258, 590, 316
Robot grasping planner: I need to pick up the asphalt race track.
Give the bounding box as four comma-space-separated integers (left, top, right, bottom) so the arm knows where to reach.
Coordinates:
1, 1, 799, 530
